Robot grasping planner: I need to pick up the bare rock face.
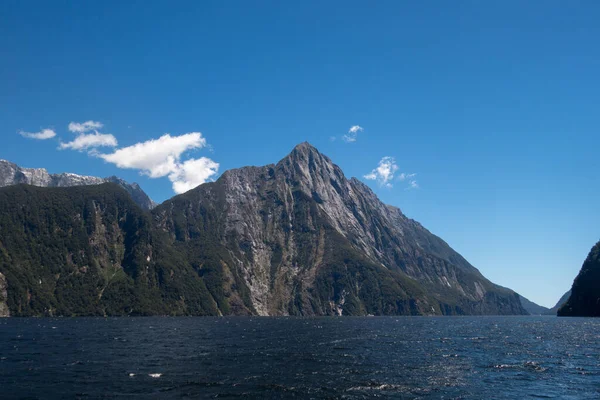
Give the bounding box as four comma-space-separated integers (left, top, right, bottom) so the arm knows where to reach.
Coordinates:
155, 142, 527, 316
0, 160, 156, 210
0, 272, 9, 317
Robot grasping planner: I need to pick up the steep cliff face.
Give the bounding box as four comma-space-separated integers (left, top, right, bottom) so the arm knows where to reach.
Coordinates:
0, 160, 156, 210
154, 143, 526, 316
558, 242, 600, 317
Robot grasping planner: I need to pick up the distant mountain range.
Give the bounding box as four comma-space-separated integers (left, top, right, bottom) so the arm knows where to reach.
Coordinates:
518, 295, 550, 315
0, 159, 156, 210
517, 290, 571, 316
0, 144, 527, 316
558, 241, 600, 317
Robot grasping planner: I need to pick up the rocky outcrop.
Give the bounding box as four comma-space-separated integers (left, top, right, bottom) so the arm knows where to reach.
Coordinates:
558, 242, 600, 317
0, 159, 156, 210
0, 272, 9, 317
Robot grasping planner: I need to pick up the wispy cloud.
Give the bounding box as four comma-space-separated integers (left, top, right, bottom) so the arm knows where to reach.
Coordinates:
342, 125, 363, 143
364, 158, 419, 190
68, 120, 103, 133
364, 156, 398, 188
59, 132, 118, 151
406, 180, 419, 190
397, 173, 416, 181
98, 132, 219, 194
398, 172, 419, 190
18, 129, 56, 140
59, 120, 117, 151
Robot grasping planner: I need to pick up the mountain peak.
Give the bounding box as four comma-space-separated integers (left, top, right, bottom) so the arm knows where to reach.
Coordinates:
294, 142, 319, 152
288, 141, 321, 158
276, 142, 340, 184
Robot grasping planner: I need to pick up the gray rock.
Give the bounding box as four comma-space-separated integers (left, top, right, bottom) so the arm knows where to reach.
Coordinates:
0, 272, 9, 317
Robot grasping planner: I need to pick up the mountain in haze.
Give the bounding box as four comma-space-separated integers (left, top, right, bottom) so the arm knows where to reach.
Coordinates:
519, 290, 571, 316
518, 295, 550, 315
558, 241, 600, 317
548, 290, 571, 315
0, 143, 527, 316
0, 159, 156, 210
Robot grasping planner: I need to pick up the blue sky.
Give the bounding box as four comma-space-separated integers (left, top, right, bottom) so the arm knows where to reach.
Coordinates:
1, 1, 599, 307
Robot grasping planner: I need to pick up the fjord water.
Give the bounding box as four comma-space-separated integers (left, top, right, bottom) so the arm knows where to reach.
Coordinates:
1, 317, 598, 399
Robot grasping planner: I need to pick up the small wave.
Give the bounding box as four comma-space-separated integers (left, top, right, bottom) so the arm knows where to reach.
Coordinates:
492, 361, 547, 372
494, 364, 518, 369
347, 382, 408, 392
524, 361, 547, 372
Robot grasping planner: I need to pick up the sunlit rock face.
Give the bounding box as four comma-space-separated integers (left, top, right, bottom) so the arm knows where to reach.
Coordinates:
0, 272, 9, 317
155, 142, 527, 316
0, 160, 156, 210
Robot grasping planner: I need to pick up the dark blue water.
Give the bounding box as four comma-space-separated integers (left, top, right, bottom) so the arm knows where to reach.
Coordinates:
1, 316, 599, 399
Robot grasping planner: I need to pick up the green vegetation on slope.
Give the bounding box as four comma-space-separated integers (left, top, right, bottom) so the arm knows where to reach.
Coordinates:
0, 184, 221, 316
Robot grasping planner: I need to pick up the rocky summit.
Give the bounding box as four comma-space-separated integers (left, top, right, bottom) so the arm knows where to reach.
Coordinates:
0, 143, 527, 316
0, 159, 156, 210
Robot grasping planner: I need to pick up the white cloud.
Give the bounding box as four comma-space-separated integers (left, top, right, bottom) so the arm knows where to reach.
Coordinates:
398, 172, 417, 181
169, 157, 220, 194
19, 129, 56, 140
406, 180, 419, 190
342, 125, 363, 143
364, 156, 398, 188
98, 132, 218, 193
99, 133, 205, 176
59, 132, 118, 151
398, 172, 419, 189
68, 120, 103, 133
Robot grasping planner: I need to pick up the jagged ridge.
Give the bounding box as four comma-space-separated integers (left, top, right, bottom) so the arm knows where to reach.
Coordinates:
0, 159, 156, 210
